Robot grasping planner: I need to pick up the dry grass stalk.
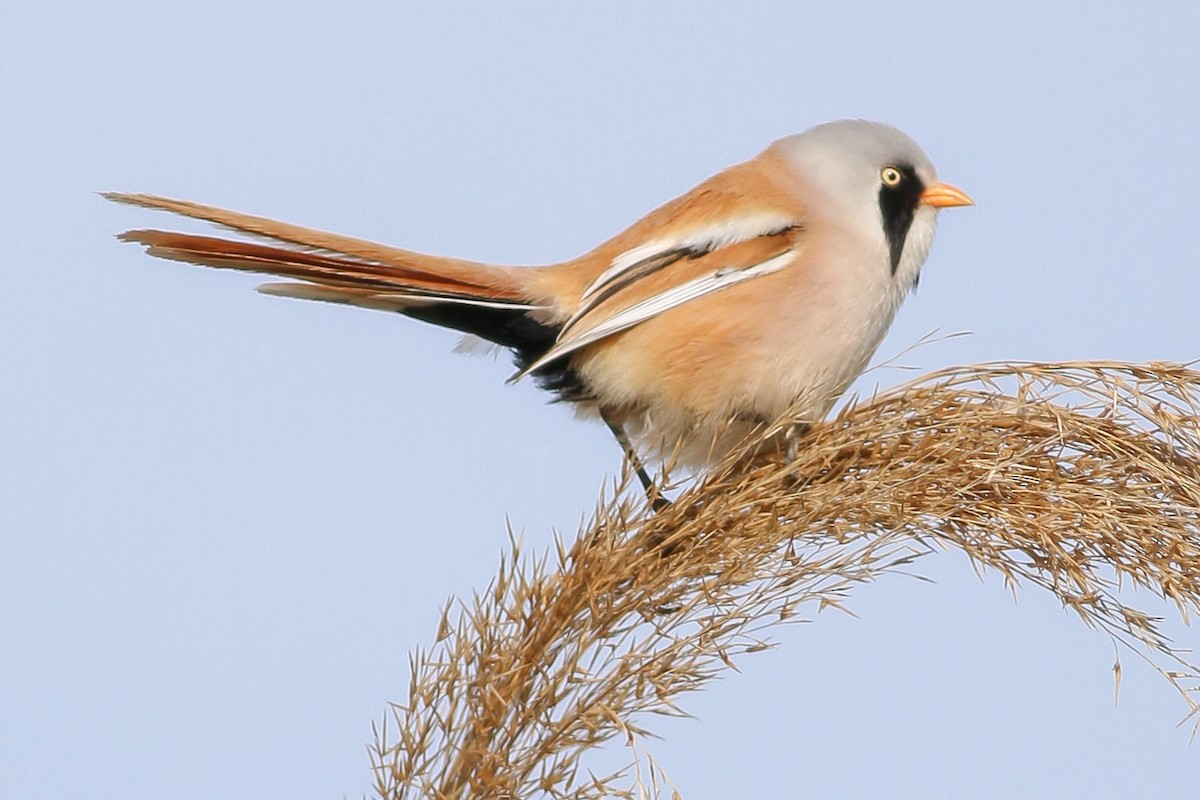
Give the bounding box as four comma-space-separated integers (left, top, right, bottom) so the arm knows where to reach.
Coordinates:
370, 361, 1200, 799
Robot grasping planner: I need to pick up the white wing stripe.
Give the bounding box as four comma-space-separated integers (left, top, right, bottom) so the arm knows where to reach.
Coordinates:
580, 212, 796, 300
510, 250, 794, 382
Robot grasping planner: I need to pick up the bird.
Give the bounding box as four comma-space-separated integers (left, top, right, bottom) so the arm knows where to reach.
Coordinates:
106, 119, 972, 506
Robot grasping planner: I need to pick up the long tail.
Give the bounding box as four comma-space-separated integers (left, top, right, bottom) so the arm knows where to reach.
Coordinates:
105, 193, 565, 362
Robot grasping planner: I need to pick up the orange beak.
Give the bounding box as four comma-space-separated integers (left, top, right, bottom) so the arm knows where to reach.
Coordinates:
919, 181, 974, 208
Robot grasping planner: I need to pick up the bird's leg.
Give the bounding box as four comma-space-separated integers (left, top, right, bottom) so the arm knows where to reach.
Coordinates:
784, 421, 812, 462
600, 408, 671, 511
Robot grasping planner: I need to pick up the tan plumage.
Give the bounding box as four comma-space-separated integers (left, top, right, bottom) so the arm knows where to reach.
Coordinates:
107, 120, 972, 495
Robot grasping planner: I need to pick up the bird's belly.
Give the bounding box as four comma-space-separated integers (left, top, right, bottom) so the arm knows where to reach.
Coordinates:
573, 270, 901, 462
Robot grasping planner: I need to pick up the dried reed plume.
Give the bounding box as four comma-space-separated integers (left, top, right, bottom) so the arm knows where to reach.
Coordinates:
371, 361, 1200, 799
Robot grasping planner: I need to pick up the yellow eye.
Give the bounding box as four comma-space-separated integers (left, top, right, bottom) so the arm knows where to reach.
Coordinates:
880, 166, 903, 186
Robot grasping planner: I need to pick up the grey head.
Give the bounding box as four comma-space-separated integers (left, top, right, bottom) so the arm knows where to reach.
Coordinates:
770, 120, 968, 289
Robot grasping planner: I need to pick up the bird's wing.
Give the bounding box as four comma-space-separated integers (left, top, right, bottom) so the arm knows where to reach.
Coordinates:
511, 150, 807, 380
512, 225, 801, 380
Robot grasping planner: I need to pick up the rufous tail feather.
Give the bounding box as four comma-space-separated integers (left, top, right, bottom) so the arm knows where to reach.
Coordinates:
105, 192, 537, 314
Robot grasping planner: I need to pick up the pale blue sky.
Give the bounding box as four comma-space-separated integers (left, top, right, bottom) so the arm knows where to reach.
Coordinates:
4, 3, 1199, 797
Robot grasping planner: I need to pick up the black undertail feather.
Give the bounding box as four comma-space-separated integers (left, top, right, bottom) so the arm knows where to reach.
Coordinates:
877, 164, 925, 275
400, 303, 591, 402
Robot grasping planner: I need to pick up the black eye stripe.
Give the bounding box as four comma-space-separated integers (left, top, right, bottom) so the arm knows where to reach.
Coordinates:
877, 164, 924, 275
